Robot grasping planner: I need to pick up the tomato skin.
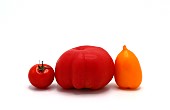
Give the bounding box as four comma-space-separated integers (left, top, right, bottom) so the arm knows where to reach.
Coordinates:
55, 45, 115, 89
28, 64, 54, 89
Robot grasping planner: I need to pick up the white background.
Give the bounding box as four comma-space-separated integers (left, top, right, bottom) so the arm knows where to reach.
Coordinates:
0, 0, 170, 109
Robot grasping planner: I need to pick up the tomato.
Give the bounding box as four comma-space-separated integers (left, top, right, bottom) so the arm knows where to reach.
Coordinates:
28, 61, 54, 89
114, 45, 142, 89
55, 45, 115, 89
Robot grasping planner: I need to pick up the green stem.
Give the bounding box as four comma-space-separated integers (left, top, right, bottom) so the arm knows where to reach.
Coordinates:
38, 61, 45, 72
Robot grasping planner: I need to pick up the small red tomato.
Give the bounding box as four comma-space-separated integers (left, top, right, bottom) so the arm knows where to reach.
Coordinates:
28, 61, 54, 89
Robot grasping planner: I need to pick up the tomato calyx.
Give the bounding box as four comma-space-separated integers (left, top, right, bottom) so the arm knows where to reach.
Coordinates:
38, 61, 45, 72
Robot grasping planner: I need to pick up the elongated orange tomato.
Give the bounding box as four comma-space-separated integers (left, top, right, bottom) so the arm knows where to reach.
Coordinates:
115, 45, 142, 89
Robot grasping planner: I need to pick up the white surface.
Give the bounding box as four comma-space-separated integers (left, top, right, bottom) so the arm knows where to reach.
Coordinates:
0, 0, 170, 109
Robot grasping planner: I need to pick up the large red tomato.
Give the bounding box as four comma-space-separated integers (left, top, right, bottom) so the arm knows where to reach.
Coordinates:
55, 45, 115, 89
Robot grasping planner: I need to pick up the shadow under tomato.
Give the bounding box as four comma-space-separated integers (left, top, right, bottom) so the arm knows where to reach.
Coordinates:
56, 84, 113, 95
28, 84, 56, 91
113, 84, 142, 91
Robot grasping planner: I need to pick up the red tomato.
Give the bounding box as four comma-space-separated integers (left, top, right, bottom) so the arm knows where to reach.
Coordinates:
28, 61, 54, 89
55, 45, 115, 89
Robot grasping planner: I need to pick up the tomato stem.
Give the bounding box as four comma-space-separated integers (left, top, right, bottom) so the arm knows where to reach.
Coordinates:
123, 45, 127, 50
38, 61, 45, 72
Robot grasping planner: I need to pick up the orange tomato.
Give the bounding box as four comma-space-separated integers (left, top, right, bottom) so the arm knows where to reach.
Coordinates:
115, 45, 142, 89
